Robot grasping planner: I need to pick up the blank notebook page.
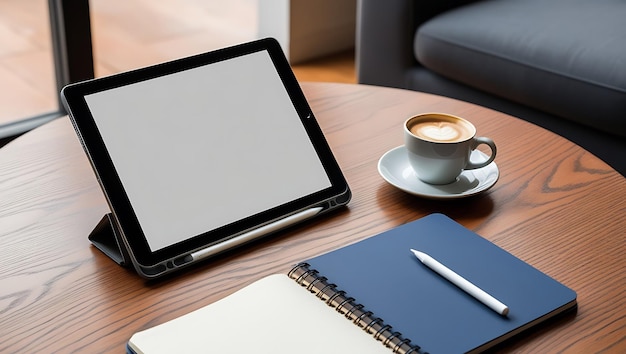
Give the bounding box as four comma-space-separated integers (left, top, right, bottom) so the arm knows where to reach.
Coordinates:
128, 274, 390, 354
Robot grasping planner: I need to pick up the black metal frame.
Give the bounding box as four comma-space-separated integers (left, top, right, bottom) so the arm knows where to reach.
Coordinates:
49, 0, 95, 101
0, 0, 94, 141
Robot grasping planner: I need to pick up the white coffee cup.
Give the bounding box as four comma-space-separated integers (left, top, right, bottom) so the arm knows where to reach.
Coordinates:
404, 113, 497, 184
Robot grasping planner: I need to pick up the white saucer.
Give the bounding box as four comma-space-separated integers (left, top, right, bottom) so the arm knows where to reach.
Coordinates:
378, 146, 499, 199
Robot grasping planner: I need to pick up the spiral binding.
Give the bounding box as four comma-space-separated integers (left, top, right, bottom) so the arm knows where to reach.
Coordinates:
289, 263, 425, 354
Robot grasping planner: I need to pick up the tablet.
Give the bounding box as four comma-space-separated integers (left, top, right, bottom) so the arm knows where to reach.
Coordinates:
61, 38, 350, 279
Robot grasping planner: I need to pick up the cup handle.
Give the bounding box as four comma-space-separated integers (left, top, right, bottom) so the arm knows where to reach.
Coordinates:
466, 137, 497, 170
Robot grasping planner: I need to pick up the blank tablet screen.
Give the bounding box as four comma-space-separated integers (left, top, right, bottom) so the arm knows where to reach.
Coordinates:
83, 50, 331, 252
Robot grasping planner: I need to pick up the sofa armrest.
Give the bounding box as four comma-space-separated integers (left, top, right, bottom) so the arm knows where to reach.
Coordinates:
356, 0, 481, 89
356, 0, 416, 88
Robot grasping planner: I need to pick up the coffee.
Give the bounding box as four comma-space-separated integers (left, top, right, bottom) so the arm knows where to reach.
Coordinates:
404, 113, 497, 184
408, 115, 474, 143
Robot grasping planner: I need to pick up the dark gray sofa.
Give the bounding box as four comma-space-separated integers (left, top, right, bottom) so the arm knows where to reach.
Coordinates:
356, 0, 625, 176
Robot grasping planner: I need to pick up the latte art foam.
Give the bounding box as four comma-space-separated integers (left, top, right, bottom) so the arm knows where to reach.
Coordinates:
409, 118, 473, 143
414, 123, 461, 141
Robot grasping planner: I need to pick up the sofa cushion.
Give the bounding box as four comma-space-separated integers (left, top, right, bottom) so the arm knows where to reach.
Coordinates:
414, 0, 626, 137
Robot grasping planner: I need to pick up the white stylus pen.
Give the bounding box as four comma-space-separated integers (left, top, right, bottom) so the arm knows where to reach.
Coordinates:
410, 249, 509, 316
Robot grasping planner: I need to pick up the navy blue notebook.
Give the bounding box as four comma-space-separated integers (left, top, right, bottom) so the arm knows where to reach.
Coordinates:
291, 214, 577, 353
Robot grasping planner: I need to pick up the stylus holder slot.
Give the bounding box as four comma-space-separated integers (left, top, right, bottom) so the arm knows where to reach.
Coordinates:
89, 213, 131, 267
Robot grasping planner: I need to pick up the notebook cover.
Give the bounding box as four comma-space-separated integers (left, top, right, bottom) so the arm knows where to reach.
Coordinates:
303, 213, 577, 353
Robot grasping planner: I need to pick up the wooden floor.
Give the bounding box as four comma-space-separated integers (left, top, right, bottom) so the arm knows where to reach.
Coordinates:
0, 0, 355, 128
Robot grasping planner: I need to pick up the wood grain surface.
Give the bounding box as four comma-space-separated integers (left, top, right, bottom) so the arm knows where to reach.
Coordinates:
0, 83, 624, 353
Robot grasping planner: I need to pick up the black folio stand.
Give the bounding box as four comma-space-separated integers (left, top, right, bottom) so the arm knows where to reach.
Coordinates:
89, 213, 131, 267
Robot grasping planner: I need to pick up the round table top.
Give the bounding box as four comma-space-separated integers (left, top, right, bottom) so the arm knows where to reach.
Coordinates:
1, 82, 624, 353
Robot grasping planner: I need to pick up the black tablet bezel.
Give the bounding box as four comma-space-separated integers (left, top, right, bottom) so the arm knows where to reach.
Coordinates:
62, 38, 349, 267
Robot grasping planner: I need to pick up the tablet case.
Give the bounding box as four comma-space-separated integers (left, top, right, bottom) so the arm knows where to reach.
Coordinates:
89, 213, 130, 266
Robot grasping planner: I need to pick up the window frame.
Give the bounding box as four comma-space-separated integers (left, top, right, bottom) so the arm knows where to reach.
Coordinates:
0, 0, 94, 139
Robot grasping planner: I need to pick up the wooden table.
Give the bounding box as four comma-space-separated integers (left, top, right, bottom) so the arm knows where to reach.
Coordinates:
1, 83, 624, 353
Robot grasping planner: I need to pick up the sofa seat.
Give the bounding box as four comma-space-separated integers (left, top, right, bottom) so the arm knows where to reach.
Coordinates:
414, 0, 626, 138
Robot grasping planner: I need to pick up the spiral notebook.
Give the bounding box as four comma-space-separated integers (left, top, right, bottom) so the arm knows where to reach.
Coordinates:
127, 214, 577, 354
